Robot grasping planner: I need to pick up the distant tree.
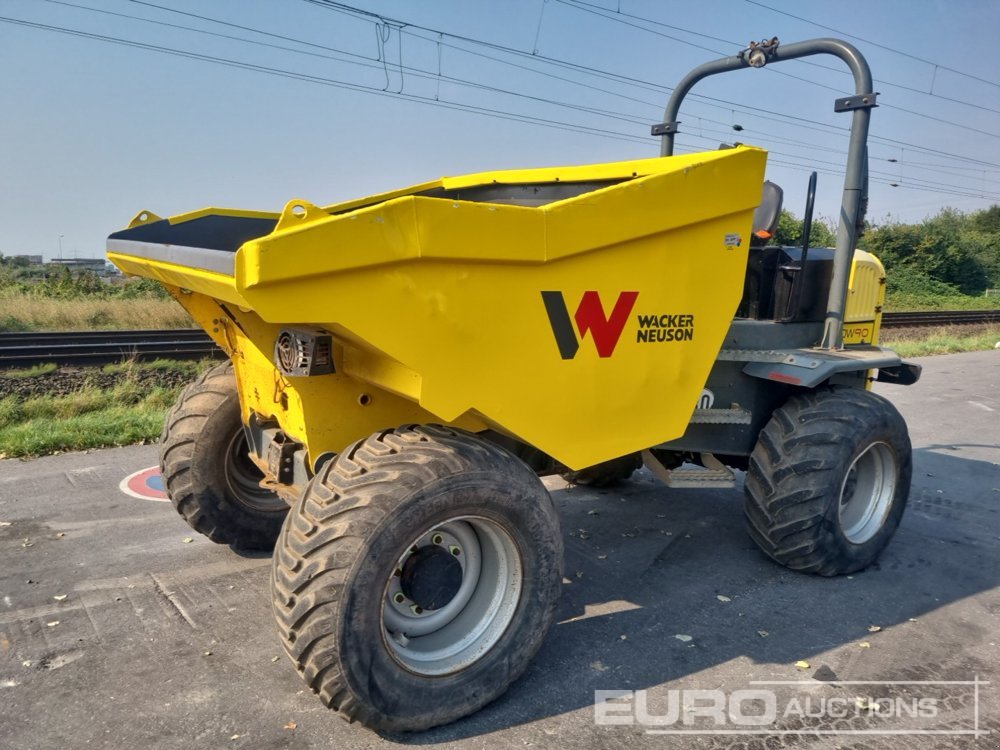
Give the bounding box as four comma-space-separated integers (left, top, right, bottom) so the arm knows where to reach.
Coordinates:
772, 209, 836, 248
860, 208, 991, 295
765, 204, 1000, 296
880, 265, 961, 297
75, 269, 103, 294
41, 265, 78, 298
971, 205, 1000, 235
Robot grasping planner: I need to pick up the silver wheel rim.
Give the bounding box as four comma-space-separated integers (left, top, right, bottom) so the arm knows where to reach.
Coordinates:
381, 516, 523, 676
838, 441, 897, 544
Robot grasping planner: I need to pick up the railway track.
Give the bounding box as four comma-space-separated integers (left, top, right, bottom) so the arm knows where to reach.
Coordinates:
881, 310, 1000, 327
0, 329, 222, 369
1, 310, 997, 369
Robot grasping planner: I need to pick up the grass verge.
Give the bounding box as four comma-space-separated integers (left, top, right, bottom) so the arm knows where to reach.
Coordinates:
3, 363, 58, 379
0, 292, 192, 331
0, 403, 169, 458
885, 327, 1000, 358
884, 293, 1000, 312
101, 358, 208, 376
0, 362, 210, 459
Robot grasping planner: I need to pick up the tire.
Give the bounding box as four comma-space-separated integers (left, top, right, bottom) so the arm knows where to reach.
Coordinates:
744, 387, 911, 576
560, 453, 641, 488
160, 361, 288, 550
271, 424, 563, 732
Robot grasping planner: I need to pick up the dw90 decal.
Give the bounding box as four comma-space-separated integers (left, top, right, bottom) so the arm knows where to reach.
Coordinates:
843, 320, 876, 345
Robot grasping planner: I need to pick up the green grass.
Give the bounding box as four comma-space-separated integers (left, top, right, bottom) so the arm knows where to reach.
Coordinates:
0, 290, 192, 331
2, 363, 58, 379
101, 358, 209, 376
0, 404, 168, 458
0, 372, 194, 459
884, 292, 1000, 312
887, 328, 1000, 358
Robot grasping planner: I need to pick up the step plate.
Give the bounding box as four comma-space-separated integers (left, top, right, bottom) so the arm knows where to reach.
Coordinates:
664, 468, 737, 489
689, 407, 752, 425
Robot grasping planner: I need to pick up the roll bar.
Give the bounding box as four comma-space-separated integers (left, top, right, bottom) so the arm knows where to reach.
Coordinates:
655, 38, 876, 350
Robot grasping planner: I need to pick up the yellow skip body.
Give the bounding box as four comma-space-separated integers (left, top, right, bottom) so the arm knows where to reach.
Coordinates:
108, 145, 882, 470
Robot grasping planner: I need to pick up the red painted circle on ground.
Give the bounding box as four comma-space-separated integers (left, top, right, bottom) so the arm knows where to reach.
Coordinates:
120, 466, 169, 502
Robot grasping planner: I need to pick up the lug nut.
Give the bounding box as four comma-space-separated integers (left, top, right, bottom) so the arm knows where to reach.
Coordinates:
410, 604, 423, 615
393, 593, 405, 604
432, 534, 444, 545
449, 545, 461, 556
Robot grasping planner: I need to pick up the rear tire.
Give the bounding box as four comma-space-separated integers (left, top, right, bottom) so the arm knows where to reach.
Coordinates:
271, 424, 563, 732
160, 362, 287, 550
560, 453, 641, 488
744, 387, 911, 576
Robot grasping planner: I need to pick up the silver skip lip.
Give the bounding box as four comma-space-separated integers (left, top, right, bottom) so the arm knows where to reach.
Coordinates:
107, 239, 236, 276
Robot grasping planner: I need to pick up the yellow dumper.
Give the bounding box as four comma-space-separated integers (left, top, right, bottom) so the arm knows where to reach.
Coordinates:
108, 38, 919, 732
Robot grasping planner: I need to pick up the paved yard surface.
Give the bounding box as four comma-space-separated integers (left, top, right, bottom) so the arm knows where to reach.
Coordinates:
1, 350, 998, 749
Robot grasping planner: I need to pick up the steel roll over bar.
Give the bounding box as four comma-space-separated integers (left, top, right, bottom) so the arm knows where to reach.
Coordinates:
655, 37, 877, 350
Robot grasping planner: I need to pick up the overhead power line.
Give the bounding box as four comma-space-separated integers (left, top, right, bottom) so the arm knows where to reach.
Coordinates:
299, 0, 1000, 171
555, 0, 1000, 141
689, 124, 1000, 197
0, 16, 652, 145
44, 0, 659, 129
29, 0, 855, 149
132, 0, 683, 109
680, 129, 1000, 201
60, 0, 662, 116
7, 3, 999, 202
44, 0, 377, 66
744, 0, 1000, 91
47, 0, 910, 171
561, 0, 1000, 117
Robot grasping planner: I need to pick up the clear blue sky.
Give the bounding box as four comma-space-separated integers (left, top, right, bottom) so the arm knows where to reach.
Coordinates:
2, 0, 999, 261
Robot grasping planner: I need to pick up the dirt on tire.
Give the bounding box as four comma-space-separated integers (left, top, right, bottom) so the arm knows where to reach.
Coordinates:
271, 424, 563, 732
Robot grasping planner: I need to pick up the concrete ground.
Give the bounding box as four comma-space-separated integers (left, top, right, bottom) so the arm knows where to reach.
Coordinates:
0, 350, 997, 749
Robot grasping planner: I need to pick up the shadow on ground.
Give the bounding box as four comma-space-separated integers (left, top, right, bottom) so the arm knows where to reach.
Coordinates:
398, 445, 1000, 742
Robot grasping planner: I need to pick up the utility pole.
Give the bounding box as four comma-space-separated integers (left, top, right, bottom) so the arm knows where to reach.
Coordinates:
58, 234, 64, 260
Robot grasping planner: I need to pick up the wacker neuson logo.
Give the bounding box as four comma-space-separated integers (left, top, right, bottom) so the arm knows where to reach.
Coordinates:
541, 291, 695, 359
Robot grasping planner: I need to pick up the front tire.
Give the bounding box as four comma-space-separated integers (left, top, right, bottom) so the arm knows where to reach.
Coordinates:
160, 362, 287, 550
744, 387, 911, 576
271, 425, 563, 732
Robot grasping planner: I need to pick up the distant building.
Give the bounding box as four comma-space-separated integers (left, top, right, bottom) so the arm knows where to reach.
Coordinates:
48, 257, 112, 275
8, 254, 43, 265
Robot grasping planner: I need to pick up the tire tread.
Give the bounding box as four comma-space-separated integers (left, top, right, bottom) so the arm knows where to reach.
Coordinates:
271, 424, 561, 731
744, 387, 911, 576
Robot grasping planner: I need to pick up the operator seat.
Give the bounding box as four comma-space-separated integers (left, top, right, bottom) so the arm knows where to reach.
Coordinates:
737, 181, 785, 319
752, 181, 783, 243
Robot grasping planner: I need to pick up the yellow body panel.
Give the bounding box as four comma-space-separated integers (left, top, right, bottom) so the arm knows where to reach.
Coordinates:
843, 249, 886, 346
109, 255, 250, 308
109, 147, 774, 469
